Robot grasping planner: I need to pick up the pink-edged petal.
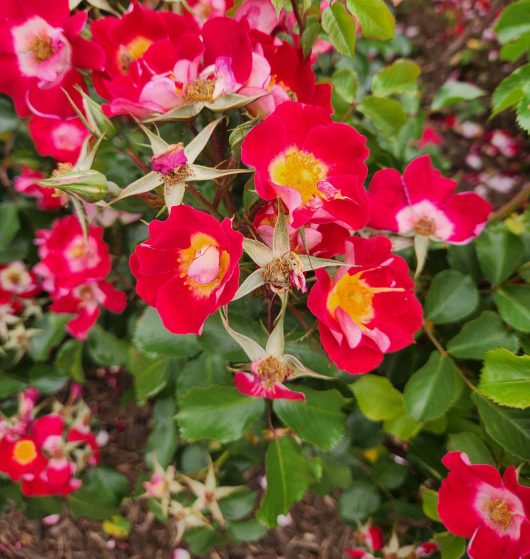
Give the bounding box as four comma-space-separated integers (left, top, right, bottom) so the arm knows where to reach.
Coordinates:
468, 524, 521, 559
442, 192, 493, 244
367, 168, 408, 231
403, 155, 457, 206
234, 372, 305, 401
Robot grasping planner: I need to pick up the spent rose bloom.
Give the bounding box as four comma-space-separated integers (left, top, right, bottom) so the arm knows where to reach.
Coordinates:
241, 101, 370, 230
438, 452, 530, 559
307, 236, 423, 374
130, 205, 243, 334
368, 155, 492, 245
0, 0, 104, 116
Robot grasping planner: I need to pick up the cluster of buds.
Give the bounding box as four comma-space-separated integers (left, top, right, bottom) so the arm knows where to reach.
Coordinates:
0, 386, 102, 496
346, 521, 438, 559
143, 458, 243, 543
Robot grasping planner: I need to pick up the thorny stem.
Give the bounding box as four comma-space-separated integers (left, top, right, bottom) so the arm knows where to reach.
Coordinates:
423, 320, 477, 391
186, 184, 223, 219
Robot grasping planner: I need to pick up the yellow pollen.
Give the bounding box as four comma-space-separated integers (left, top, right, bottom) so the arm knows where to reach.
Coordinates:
414, 216, 437, 236
161, 163, 192, 185
487, 498, 513, 531
118, 37, 153, 73
6, 271, 22, 285
269, 147, 327, 204
30, 36, 54, 62
13, 440, 37, 466
256, 356, 292, 388
178, 233, 229, 297
185, 79, 215, 103
327, 272, 404, 325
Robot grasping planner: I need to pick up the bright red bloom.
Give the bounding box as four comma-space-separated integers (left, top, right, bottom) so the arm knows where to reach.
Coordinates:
307, 237, 422, 374
368, 155, 492, 244
0, 435, 47, 482
93, 4, 254, 119
14, 167, 65, 210
241, 34, 332, 116
363, 525, 384, 552
28, 114, 89, 164
130, 205, 243, 335
0, 0, 104, 116
50, 280, 127, 341
241, 102, 369, 230
35, 216, 111, 289
438, 452, 530, 559
416, 126, 442, 148
253, 201, 349, 258
416, 541, 439, 557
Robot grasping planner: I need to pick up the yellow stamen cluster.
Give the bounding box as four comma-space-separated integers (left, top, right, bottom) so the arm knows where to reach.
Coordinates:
413, 216, 437, 236
487, 498, 513, 531
256, 356, 293, 388
13, 440, 37, 466
269, 148, 327, 204
30, 36, 54, 62
185, 79, 215, 103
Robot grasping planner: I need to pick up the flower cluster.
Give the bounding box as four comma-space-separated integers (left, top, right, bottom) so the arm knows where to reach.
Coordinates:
345, 521, 438, 558
0, 387, 101, 496
143, 459, 242, 542
35, 216, 126, 340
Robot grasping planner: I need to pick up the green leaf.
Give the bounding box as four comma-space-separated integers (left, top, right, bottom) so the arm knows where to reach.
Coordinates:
177, 386, 264, 443
338, 481, 381, 521
88, 325, 129, 367
493, 64, 530, 116
351, 375, 403, 421
134, 308, 201, 357
128, 348, 171, 404
434, 532, 466, 559
0, 203, 20, 250
476, 227, 524, 284
432, 81, 485, 111
55, 339, 85, 382
383, 409, 422, 440
0, 372, 27, 397
421, 487, 440, 522
228, 519, 268, 542
301, 16, 322, 59
372, 59, 421, 97
219, 490, 257, 520
333, 67, 359, 104
145, 398, 178, 467
494, 1, 530, 44
494, 284, 530, 333
346, 0, 395, 41
29, 313, 70, 361
257, 436, 321, 527
500, 33, 530, 63
478, 349, 530, 409
447, 432, 495, 465
177, 353, 231, 395
357, 96, 407, 134
70, 468, 129, 520
274, 387, 345, 450
404, 351, 461, 422
321, 3, 356, 58
473, 393, 530, 460
447, 311, 519, 360
425, 270, 479, 324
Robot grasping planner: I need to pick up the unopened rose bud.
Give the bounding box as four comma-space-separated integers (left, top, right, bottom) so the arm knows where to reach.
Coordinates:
151, 143, 188, 175
173, 549, 191, 559
38, 170, 108, 202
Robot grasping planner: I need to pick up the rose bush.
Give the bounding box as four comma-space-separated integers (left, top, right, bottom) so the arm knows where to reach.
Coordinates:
0, 0, 529, 557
